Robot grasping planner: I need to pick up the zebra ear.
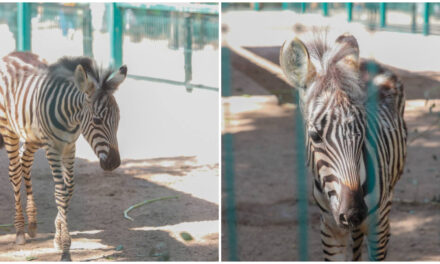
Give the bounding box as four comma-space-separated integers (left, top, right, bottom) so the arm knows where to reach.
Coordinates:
74, 64, 94, 96
336, 33, 359, 69
280, 37, 315, 90
106, 65, 127, 93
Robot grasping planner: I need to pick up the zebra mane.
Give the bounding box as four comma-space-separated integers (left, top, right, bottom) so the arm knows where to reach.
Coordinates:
304, 30, 365, 105
47, 56, 115, 96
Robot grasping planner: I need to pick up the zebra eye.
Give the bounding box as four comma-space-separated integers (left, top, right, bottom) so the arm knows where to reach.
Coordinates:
309, 131, 323, 143
93, 117, 102, 125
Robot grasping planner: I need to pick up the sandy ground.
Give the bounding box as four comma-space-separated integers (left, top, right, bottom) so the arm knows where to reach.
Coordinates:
0, 77, 219, 261
221, 10, 440, 261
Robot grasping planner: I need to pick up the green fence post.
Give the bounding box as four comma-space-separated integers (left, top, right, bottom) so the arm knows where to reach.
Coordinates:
347, 3, 353, 22
293, 87, 309, 261
301, 3, 306, 13
17, 3, 31, 51
411, 3, 417, 33
282, 3, 289, 10
184, 14, 193, 92
254, 3, 260, 11
423, 3, 430, 36
379, 3, 386, 28
322, 3, 329, 17
83, 5, 93, 57
222, 46, 239, 261
108, 3, 123, 68
365, 61, 380, 261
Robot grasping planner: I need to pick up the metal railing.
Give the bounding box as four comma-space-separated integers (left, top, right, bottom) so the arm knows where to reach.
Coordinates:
224, 2, 434, 36
13, 2, 219, 92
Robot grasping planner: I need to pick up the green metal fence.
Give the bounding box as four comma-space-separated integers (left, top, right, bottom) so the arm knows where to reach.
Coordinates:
223, 2, 437, 36
0, 2, 219, 92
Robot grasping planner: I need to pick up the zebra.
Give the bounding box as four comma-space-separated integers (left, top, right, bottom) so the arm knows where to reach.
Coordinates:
280, 33, 407, 260
0, 51, 127, 261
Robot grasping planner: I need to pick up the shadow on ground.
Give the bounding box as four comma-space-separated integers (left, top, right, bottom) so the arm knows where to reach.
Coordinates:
0, 152, 218, 261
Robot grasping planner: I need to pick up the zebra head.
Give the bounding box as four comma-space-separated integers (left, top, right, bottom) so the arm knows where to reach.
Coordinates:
280, 33, 368, 228
74, 62, 127, 171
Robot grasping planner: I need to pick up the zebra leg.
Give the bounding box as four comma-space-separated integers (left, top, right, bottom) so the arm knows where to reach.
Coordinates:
2, 132, 26, 245
367, 210, 391, 261
62, 145, 75, 205
46, 146, 72, 261
20, 142, 39, 238
351, 228, 364, 261
320, 216, 350, 261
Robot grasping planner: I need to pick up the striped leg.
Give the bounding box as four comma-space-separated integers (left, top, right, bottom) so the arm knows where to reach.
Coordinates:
367, 210, 391, 261
351, 228, 364, 261
20, 142, 39, 238
46, 145, 72, 261
62, 145, 75, 205
320, 217, 350, 261
2, 131, 26, 244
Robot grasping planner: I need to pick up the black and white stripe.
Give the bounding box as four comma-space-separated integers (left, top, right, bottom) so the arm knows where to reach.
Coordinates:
280, 33, 407, 261
0, 51, 127, 261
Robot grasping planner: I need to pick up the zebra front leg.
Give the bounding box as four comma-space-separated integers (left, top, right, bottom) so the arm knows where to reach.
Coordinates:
46, 146, 72, 261
320, 216, 350, 261
351, 228, 364, 261
366, 210, 391, 261
20, 142, 39, 238
2, 132, 26, 244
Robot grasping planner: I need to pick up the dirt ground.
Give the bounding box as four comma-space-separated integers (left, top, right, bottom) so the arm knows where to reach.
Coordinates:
0, 78, 219, 261
221, 12, 440, 261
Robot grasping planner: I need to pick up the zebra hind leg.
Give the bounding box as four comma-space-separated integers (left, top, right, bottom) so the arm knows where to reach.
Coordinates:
20, 142, 39, 238
2, 131, 26, 244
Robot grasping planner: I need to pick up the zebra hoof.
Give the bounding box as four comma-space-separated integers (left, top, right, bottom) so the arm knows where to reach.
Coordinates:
15, 232, 26, 245
60, 252, 72, 261
28, 222, 37, 238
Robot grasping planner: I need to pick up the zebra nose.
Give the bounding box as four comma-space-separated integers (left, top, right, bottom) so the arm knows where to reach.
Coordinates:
338, 185, 367, 228
99, 147, 120, 171
339, 206, 366, 228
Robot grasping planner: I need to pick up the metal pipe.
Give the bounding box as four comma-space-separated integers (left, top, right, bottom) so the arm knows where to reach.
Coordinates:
17, 3, 31, 51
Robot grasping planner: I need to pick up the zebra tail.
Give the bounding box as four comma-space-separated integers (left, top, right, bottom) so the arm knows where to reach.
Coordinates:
0, 134, 3, 149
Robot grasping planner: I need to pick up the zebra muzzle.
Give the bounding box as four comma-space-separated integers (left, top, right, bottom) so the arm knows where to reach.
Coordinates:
99, 147, 121, 171
337, 186, 367, 228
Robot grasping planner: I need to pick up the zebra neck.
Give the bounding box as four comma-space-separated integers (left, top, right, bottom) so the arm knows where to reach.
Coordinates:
71, 89, 89, 127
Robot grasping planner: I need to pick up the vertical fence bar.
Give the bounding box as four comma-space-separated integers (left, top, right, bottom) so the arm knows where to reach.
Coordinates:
254, 3, 260, 11
365, 61, 380, 261
282, 3, 289, 10
108, 3, 123, 68
301, 3, 306, 13
294, 89, 308, 261
423, 3, 430, 36
222, 46, 238, 261
411, 3, 417, 33
17, 2, 31, 51
184, 14, 193, 91
322, 3, 329, 17
379, 3, 386, 28
83, 5, 93, 57
347, 3, 353, 22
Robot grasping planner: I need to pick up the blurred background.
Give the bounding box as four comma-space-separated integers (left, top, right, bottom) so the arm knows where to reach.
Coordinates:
0, 3, 219, 261
222, 2, 440, 261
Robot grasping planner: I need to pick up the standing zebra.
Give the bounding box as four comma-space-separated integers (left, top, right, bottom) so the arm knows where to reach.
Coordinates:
0, 52, 127, 261
280, 33, 407, 260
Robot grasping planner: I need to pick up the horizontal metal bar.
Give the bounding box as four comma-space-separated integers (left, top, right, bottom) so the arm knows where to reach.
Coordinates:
127, 74, 218, 92
115, 3, 218, 15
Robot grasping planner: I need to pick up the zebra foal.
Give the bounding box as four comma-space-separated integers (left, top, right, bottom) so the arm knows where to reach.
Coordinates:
280, 33, 407, 260
0, 52, 127, 261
